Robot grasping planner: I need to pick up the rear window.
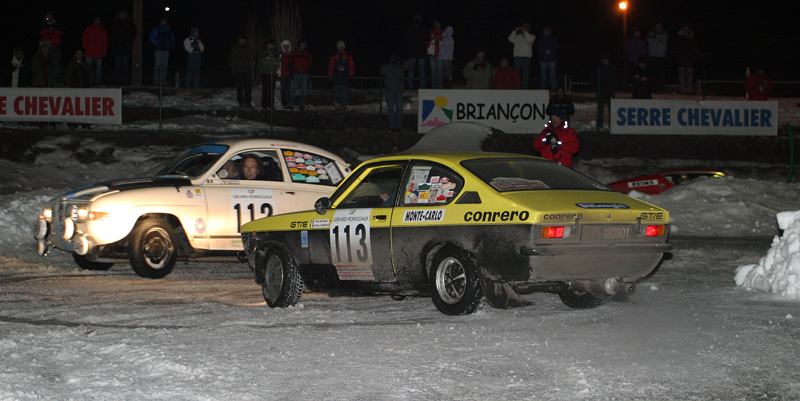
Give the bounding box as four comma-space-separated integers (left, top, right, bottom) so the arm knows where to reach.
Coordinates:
282, 149, 343, 186
461, 158, 610, 192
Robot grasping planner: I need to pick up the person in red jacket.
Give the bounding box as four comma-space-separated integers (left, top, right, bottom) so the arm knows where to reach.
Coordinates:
534, 108, 579, 168
328, 40, 354, 113
746, 67, 772, 100
288, 41, 312, 111
82, 17, 108, 85
40, 13, 64, 85
491, 57, 521, 89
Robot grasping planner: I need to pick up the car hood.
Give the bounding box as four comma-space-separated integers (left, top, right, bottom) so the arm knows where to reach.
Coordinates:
60, 177, 194, 201
500, 190, 669, 223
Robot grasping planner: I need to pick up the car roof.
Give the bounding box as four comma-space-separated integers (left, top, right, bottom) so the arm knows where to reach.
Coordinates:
206, 138, 345, 161
360, 152, 542, 165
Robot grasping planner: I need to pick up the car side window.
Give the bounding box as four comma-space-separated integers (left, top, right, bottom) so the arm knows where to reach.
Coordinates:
219, 150, 283, 181
400, 163, 463, 206
282, 149, 343, 186
338, 165, 405, 208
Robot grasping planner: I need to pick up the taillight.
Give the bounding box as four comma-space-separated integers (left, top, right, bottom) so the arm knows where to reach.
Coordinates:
645, 225, 666, 237
541, 226, 565, 239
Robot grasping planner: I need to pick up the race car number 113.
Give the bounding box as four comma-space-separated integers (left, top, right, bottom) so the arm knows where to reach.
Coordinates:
330, 209, 373, 266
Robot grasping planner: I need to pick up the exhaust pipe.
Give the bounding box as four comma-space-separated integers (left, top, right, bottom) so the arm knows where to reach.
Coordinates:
569, 278, 636, 297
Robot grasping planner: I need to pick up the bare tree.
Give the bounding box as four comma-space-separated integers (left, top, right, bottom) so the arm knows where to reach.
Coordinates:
271, 0, 302, 48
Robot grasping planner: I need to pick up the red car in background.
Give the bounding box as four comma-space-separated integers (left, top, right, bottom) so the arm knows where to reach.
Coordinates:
607, 169, 730, 195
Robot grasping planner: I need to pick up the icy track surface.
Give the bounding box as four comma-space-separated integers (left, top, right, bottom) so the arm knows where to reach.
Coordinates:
1, 238, 800, 400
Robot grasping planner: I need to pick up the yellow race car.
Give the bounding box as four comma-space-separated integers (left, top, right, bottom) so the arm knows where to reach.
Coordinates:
241, 152, 672, 315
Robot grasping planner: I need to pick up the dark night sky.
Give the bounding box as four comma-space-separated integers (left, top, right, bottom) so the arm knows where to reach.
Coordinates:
3, 0, 798, 81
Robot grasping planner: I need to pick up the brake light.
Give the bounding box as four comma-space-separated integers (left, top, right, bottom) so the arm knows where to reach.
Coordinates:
541, 226, 565, 239
645, 225, 665, 237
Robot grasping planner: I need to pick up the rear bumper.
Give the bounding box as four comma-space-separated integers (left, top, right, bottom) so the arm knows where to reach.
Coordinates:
511, 242, 672, 282
521, 242, 673, 256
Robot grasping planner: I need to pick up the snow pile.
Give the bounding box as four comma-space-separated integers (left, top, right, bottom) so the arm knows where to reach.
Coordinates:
0, 190, 53, 249
734, 211, 800, 299
632, 177, 800, 237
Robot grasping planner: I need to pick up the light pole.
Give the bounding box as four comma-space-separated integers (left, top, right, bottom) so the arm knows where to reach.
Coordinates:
619, 1, 628, 73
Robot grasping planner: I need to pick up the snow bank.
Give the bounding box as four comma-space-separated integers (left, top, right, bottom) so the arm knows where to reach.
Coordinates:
0, 190, 54, 250
734, 211, 800, 300
633, 177, 800, 237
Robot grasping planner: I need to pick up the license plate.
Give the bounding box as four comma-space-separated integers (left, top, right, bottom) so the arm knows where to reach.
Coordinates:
582, 225, 632, 241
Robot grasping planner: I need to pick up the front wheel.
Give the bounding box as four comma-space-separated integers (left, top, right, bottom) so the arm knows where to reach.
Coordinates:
558, 289, 609, 309
72, 253, 113, 271
261, 246, 304, 308
428, 246, 483, 315
129, 218, 177, 279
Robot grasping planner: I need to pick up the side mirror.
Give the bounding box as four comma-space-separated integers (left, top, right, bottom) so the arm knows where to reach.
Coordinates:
217, 169, 228, 179
314, 197, 332, 215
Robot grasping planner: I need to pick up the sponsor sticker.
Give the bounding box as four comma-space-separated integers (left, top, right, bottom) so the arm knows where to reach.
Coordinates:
301, 231, 308, 248
311, 219, 330, 229
490, 177, 549, 191
628, 179, 659, 188
403, 209, 446, 223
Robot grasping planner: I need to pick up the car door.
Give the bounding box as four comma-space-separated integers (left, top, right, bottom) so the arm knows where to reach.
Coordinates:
203, 149, 299, 250
325, 162, 407, 282
390, 161, 465, 280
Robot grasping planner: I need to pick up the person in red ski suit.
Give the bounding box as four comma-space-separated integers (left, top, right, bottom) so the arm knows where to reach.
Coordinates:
534, 108, 579, 168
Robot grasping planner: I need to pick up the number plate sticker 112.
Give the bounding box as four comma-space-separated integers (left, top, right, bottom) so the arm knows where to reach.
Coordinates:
330, 208, 374, 280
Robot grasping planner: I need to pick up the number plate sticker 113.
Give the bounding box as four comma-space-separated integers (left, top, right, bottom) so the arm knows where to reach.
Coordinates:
330, 208, 374, 280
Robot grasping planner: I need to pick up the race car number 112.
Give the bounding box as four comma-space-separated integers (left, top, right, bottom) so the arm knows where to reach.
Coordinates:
330, 209, 373, 266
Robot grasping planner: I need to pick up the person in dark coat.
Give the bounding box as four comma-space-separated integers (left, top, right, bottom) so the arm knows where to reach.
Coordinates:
592, 53, 620, 132
258, 41, 279, 109
673, 25, 699, 94
230, 35, 256, 108
631, 60, 652, 99
328, 40, 355, 113
545, 88, 575, 120
183, 28, 204, 88
381, 55, 406, 131
149, 18, 175, 85
31, 44, 57, 87
537, 26, 558, 90
110, 10, 136, 85
404, 14, 429, 89
63, 49, 93, 88
2, 48, 32, 87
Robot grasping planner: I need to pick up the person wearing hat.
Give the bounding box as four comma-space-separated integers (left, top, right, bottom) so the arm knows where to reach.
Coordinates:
149, 18, 175, 85
328, 40, 354, 113
592, 53, 619, 132
183, 28, 204, 88
534, 108, 579, 168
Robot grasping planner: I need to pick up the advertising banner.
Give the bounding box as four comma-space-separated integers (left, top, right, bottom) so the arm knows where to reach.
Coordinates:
417, 89, 550, 134
611, 99, 778, 136
0, 87, 122, 125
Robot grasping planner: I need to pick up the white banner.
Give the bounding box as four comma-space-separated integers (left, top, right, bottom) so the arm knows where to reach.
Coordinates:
0, 88, 122, 125
417, 89, 550, 134
611, 99, 778, 136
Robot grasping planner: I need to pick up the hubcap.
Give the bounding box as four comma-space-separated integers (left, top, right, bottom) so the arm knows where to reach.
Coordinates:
435, 257, 466, 304
143, 228, 172, 269
263, 254, 284, 303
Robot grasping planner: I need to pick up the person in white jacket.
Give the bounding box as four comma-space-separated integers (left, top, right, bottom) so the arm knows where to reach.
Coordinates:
183, 28, 204, 87
439, 26, 454, 88
507, 22, 535, 89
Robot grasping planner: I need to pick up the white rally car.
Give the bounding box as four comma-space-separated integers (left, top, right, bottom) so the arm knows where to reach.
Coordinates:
34, 139, 351, 279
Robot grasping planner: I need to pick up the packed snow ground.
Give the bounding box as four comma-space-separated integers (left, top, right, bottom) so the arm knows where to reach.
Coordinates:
2, 135, 800, 399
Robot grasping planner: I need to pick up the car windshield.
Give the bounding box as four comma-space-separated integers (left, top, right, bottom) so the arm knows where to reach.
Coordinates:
461, 158, 611, 192
156, 144, 229, 177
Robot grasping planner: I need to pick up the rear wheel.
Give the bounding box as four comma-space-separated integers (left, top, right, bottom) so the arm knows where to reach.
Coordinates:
129, 218, 177, 279
429, 246, 483, 315
72, 253, 113, 271
261, 246, 304, 308
558, 289, 609, 309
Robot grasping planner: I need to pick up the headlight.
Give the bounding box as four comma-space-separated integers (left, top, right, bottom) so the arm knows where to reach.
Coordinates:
40, 207, 53, 222
72, 206, 109, 222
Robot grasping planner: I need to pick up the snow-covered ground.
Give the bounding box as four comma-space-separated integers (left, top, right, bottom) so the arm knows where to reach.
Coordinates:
2, 135, 800, 399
